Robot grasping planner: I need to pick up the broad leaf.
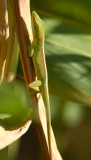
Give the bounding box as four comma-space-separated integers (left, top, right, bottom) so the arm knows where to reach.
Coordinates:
0, 81, 32, 130
44, 17, 91, 106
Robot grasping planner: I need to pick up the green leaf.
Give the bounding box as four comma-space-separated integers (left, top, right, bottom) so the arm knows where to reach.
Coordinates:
44, 17, 91, 106
0, 81, 32, 130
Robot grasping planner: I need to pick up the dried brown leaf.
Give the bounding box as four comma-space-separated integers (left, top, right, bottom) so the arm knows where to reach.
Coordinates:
0, 120, 32, 150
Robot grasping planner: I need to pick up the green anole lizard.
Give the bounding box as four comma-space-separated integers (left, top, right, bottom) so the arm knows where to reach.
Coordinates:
28, 11, 52, 159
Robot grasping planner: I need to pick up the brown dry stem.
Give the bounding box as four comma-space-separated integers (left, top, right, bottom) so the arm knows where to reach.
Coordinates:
0, 0, 9, 79
10, 0, 63, 160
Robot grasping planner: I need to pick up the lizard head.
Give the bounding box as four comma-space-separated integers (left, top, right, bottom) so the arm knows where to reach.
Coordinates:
32, 11, 45, 43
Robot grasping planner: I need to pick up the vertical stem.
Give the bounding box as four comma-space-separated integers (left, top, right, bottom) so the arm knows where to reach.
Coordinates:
10, 33, 19, 79
10, 0, 51, 159
3, 0, 17, 82
0, 0, 9, 77
0, 147, 8, 160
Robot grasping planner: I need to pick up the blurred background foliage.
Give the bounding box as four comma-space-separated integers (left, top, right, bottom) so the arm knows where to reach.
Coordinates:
0, 82, 31, 130
5, 0, 91, 159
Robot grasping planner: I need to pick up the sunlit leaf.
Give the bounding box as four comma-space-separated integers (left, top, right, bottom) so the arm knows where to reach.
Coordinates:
43, 17, 91, 106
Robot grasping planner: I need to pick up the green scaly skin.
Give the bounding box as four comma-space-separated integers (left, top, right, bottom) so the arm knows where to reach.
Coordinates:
28, 11, 52, 159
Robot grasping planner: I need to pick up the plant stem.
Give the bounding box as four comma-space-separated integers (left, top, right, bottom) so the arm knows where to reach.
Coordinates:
0, 147, 8, 160
10, 0, 50, 159
3, 0, 19, 82
0, 0, 9, 77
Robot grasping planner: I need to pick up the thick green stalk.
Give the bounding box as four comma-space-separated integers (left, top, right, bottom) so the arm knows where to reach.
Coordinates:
0, 147, 8, 160
10, 34, 19, 79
